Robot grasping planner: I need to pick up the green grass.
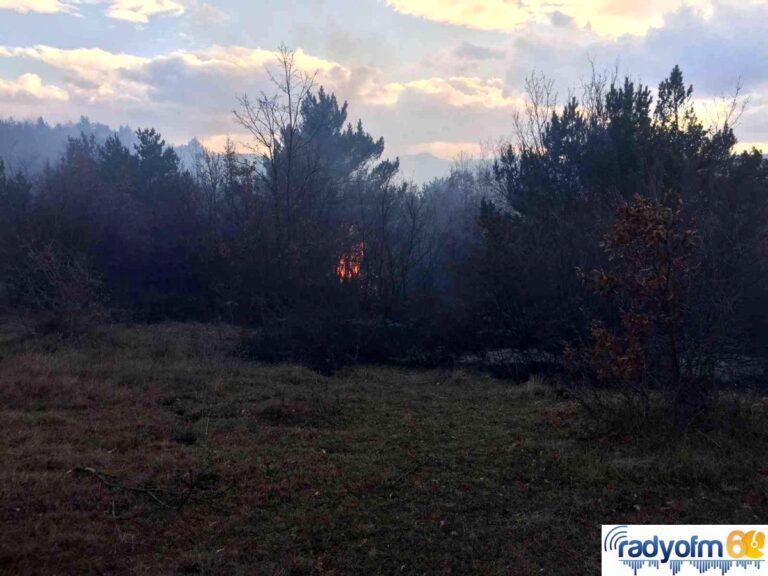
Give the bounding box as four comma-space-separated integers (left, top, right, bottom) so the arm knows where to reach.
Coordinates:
1, 321, 766, 575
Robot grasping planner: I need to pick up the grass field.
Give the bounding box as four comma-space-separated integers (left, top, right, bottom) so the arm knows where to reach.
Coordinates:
1, 321, 766, 575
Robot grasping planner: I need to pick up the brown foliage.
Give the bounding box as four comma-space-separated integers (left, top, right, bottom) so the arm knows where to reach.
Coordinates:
568, 193, 706, 426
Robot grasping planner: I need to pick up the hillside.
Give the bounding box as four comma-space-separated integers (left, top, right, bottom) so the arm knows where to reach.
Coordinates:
1, 322, 766, 575
0, 117, 210, 177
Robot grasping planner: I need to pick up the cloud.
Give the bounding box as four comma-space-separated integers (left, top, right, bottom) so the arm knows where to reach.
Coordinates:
0, 72, 69, 101
137, 48, 522, 147
105, 0, 184, 23
157, 45, 342, 74
454, 42, 505, 61
385, 0, 714, 38
2, 0, 768, 168
617, 1, 768, 95
379, 77, 521, 109
133, 46, 517, 113
495, 0, 768, 101
0, 44, 349, 107
186, 2, 228, 25
0, 0, 188, 21
491, 0, 768, 154
0, 43, 365, 146
0, 42, 528, 157
0, 44, 149, 72
0, 45, 150, 102
4, 2, 766, 165
0, 0, 77, 14
130, 45, 355, 115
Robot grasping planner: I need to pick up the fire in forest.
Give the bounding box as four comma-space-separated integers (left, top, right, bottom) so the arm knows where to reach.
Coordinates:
336, 242, 364, 282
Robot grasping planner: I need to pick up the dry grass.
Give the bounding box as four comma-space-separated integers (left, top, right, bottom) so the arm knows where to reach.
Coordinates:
1, 322, 766, 575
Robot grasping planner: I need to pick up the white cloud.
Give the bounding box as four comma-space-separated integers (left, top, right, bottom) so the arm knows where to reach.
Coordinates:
382, 77, 521, 109
0, 42, 531, 159
0, 42, 536, 156
0, 44, 149, 72
0, 0, 188, 22
105, 0, 184, 23
0, 44, 352, 108
386, 0, 714, 38
3, 4, 767, 165
0, 45, 150, 102
0, 72, 69, 101
0, 0, 78, 14
155, 45, 341, 74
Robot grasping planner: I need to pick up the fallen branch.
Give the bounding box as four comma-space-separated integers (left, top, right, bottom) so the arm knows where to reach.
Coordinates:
74, 466, 204, 511
383, 457, 433, 496
385, 462, 422, 488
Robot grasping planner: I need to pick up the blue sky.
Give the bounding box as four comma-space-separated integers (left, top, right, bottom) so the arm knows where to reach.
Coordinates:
0, 0, 766, 168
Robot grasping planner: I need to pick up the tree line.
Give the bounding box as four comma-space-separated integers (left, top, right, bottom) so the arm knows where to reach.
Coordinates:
1, 51, 767, 398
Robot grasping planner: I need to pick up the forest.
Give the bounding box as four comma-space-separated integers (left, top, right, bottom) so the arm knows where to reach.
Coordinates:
3, 48, 768, 575
3, 53, 767, 387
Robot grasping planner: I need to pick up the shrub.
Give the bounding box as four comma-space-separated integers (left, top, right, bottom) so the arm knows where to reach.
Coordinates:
9, 241, 107, 336
566, 192, 712, 428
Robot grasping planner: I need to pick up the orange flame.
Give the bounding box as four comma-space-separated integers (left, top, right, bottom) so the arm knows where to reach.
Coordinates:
337, 242, 364, 282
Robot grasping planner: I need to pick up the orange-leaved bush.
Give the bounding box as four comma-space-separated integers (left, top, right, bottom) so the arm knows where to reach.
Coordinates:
566, 192, 704, 426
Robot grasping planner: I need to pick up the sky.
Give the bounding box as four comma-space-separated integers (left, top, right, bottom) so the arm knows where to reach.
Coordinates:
0, 0, 767, 178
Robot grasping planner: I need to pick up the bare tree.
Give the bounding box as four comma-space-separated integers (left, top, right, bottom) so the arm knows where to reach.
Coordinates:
194, 145, 224, 226
580, 58, 619, 128
234, 45, 316, 247
512, 70, 558, 154
702, 78, 749, 134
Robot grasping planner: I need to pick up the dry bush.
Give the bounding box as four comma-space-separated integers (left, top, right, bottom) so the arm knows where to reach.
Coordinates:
567, 193, 715, 429
9, 241, 107, 336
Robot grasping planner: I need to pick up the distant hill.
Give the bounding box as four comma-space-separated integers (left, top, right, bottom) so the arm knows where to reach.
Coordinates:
398, 153, 452, 184
0, 117, 225, 178
0, 117, 137, 175
0, 116, 455, 185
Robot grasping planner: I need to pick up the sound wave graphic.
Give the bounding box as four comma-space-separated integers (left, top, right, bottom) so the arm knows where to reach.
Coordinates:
620, 559, 764, 575
621, 559, 660, 573
605, 525, 628, 552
